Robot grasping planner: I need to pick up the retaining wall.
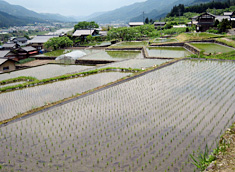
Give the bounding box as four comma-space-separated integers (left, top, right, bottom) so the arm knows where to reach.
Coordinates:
184, 43, 201, 55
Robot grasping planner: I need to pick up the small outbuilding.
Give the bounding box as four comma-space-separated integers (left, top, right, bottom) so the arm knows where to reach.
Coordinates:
154, 22, 166, 29
129, 22, 144, 27
0, 59, 16, 73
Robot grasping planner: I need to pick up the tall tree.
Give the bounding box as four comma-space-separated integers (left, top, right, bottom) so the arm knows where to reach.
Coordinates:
145, 17, 149, 24
74, 21, 99, 31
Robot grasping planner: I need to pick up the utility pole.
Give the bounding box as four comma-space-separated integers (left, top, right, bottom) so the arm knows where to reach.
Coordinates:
178, 9, 181, 24
143, 11, 145, 24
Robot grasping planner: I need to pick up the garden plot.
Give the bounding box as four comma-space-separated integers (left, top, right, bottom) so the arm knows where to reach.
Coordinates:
190, 43, 234, 54
105, 59, 169, 69
147, 47, 191, 58
0, 64, 94, 81
0, 72, 131, 121
0, 60, 234, 172
80, 50, 143, 61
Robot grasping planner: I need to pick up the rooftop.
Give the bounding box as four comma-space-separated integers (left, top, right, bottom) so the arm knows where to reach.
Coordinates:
21, 46, 37, 52
28, 35, 59, 44
0, 59, 8, 65
2, 43, 16, 48
224, 12, 233, 16
215, 15, 231, 22
154, 22, 166, 24
129, 22, 144, 26
0, 50, 10, 57
73, 30, 95, 37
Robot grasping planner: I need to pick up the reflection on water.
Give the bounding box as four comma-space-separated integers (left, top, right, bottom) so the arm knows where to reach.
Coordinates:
147, 47, 191, 58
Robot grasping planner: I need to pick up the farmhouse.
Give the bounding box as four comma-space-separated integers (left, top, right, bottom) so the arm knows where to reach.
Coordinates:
73, 29, 98, 37
15, 46, 38, 59
129, 22, 144, 27
193, 12, 216, 32
99, 31, 108, 37
11, 37, 28, 45
0, 59, 16, 73
2, 43, 19, 50
154, 22, 166, 29
0, 50, 16, 59
27, 35, 59, 50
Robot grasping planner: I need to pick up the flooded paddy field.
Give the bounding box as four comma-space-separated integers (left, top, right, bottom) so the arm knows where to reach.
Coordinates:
36, 49, 97, 58
105, 59, 169, 69
0, 60, 234, 172
147, 47, 191, 58
190, 43, 234, 54
0, 81, 26, 88
80, 50, 143, 61
114, 41, 149, 47
153, 38, 177, 43
0, 64, 94, 81
0, 72, 131, 121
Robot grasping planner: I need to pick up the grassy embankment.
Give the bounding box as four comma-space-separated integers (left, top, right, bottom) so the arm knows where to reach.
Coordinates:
191, 123, 235, 172
176, 32, 224, 42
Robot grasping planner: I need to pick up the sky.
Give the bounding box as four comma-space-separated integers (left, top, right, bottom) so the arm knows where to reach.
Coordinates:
4, 0, 146, 16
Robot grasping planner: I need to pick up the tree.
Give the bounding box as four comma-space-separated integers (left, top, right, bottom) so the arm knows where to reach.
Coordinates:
217, 19, 232, 33
145, 17, 149, 24
74, 21, 99, 31
44, 37, 73, 50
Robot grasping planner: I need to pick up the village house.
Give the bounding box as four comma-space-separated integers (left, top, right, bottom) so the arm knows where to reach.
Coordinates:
99, 31, 108, 37
194, 12, 216, 32
15, 46, 38, 59
0, 50, 16, 59
192, 12, 235, 32
73, 29, 99, 38
154, 22, 166, 29
128, 22, 144, 27
0, 59, 16, 73
2, 43, 19, 50
27, 35, 59, 50
10, 37, 28, 46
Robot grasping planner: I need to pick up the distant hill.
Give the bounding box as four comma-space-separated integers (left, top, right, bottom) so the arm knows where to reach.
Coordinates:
89, 0, 219, 23
90, 0, 178, 23
0, 10, 47, 27
0, 0, 76, 26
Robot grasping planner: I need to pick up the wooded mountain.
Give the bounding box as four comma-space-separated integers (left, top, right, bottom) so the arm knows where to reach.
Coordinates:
0, 10, 47, 27
0, 0, 76, 27
90, 0, 218, 23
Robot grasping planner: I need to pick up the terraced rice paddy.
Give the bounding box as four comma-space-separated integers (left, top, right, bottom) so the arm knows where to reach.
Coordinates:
105, 59, 169, 69
0, 72, 131, 121
190, 43, 234, 54
114, 41, 149, 47
0, 64, 94, 81
0, 81, 26, 88
153, 38, 177, 43
80, 50, 143, 61
0, 60, 234, 172
36, 49, 97, 57
147, 47, 191, 58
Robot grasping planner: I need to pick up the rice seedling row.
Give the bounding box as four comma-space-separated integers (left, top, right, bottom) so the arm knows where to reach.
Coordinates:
104, 59, 169, 70
0, 64, 94, 81
0, 60, 234, 172
0, 72, 131, 121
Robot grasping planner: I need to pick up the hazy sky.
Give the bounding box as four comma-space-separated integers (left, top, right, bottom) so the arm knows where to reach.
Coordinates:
4, 0, 146, 16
